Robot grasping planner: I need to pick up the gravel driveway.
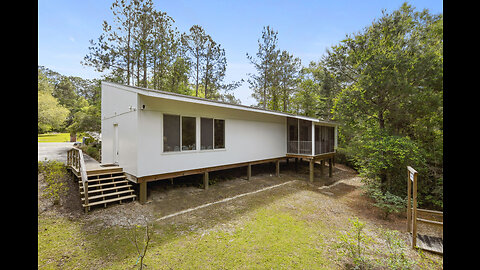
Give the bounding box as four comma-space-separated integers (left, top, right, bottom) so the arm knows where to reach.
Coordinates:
38, 142, 75, 162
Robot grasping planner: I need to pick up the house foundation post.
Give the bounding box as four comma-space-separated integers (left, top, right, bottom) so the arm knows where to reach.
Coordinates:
309, 159, 314, 182
203, 171, 209, 190
275, 160, 280, 177
247, 164, 251, 180
320, 160, 324, 175
329, 158, 333, 177
139, 181, 147, 204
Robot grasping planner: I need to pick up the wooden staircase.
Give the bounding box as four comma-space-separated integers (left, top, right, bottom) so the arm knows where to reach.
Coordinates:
79, 167, 136, 211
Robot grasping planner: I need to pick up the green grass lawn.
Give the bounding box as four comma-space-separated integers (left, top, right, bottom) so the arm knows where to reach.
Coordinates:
38, 133, 78, 142
38, 203, 332, 269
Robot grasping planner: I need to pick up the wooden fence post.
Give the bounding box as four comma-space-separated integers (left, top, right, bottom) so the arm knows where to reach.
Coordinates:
407, 168, 412, 233
412, 170, 418, 248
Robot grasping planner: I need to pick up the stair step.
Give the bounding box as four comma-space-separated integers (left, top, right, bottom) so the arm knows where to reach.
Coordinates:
83, 194, 137, 208
86, 168, 123, 177
81, 189, 135, 201
80, 184, 133, 195
79, 175, 125, 184
80, 180, 129, 189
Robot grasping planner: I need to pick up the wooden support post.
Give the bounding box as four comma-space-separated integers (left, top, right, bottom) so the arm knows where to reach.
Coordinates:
275, 160, 280, 177
139, 181, 147, 204
84, 181, 89, 213
328, 158, 333, 177
286, 158, 289, 165
203, 171, 209, 190
320, 160, 324, 175
247, 164, 251, 180
309, 159, 314, 182
170, 178, 174, 185
412, 171, 418, 248
407, 169, 412, 233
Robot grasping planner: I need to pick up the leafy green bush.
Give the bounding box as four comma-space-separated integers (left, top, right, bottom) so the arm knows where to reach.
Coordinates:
38, 160, 68, 204
363, 180, 406, 219
335, 217, 374, 269
378, 229, 414, 269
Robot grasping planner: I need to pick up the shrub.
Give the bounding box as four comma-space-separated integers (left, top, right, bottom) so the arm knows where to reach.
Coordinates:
335, 217, 374, 269
378, 229, 414, 269
363, 180, 406, 219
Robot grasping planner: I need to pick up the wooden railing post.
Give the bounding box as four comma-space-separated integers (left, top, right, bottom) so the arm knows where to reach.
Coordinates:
66, 147, 89, 213
407, 166, 418, 248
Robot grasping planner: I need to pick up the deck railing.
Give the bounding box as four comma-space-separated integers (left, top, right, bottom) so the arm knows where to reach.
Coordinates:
287, 140, 312, 155
67, 148, 89, 209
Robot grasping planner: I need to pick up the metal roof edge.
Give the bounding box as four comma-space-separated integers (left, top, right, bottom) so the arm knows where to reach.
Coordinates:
102, 81, 339, 126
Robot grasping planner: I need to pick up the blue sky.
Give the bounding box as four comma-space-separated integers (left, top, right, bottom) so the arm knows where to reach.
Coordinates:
38, 0, 442, 105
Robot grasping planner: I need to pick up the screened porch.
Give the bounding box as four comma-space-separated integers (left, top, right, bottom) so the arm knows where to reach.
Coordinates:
286, 117, 335, 156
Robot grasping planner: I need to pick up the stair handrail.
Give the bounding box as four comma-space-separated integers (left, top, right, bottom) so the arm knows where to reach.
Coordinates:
67, 147, 89, 209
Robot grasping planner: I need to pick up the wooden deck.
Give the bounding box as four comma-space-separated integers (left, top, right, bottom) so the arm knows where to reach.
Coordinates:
409, 233, 443, 255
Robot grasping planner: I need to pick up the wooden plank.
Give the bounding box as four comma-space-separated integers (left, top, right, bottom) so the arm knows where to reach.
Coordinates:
82, 189, 134, 201
83, 194, 136, 208
137, 156, 287, 183
80, 184, 132, 195
417, 218, 443, 226
80, 180, 129, 189
413, 208, 443, 216
415, 233, 443, 255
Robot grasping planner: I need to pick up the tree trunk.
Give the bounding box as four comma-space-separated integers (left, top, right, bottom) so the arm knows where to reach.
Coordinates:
378, 109, 387, 191
195, 48, 199, 97
143, 49, 147, 87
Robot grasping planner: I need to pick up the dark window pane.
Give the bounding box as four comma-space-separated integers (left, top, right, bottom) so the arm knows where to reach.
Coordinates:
214, 119, 225, 149
201, 118, 213, 150
163, 114, 180, 152
182, 116, 196, 151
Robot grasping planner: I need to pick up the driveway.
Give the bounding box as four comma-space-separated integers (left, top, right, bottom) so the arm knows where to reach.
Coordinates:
38, 142, 99, 165
38, 142, 74, 162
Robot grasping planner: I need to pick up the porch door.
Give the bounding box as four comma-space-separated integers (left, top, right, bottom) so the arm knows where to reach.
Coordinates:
113, 123, 119, 164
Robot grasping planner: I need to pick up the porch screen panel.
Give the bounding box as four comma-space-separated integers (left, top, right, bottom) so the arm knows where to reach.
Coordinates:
287, 117, 298, 153
201, 117, 213, 150
163, 114, 180, 152
214, 119, 225, 149
327, 126, 334, 152
315, 126, 320, 155
299, 119, 312, 155
182, 116, 196, 151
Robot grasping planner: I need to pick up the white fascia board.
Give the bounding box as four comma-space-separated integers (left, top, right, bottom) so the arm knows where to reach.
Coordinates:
102, 81, 338, 126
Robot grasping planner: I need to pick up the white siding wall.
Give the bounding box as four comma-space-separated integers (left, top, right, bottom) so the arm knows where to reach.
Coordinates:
101, 83, 138, 176
136, 95, 286, 177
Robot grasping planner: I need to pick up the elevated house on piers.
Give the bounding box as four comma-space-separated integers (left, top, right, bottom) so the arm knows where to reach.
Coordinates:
96, 81, 338, 204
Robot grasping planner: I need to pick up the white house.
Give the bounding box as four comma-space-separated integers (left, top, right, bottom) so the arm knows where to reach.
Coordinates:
101, 81, 338, 203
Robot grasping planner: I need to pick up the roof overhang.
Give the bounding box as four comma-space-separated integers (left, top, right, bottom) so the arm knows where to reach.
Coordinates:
102, 81, 339, 126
